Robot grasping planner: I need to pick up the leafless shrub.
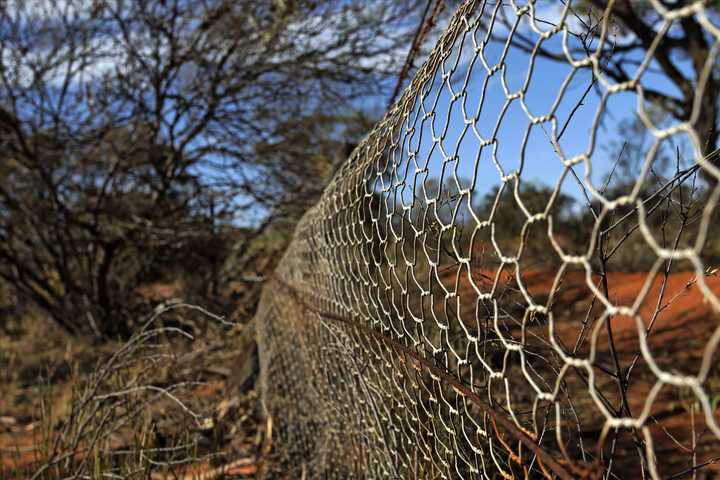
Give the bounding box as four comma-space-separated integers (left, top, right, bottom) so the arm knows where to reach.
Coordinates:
10, 304, 261, 480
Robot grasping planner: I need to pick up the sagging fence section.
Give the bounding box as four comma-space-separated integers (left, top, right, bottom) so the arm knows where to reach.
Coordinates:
256, 1, 720, 478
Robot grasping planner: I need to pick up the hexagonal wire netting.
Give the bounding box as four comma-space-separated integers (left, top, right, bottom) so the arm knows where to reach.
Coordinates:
256, 1, 720, 478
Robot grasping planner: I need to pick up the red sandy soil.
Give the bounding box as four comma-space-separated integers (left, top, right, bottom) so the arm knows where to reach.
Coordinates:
135, 281, 183, 301
448, 266, 720, 476
0, 314, 261, 480
447, 265, 720, 364
0, 420, 45, 473
0, 380, 259, 478
4, 272, 718, 477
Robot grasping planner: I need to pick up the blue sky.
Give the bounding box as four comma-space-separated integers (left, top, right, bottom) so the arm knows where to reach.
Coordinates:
7, 0, 702, 226
359, 2, 703, 217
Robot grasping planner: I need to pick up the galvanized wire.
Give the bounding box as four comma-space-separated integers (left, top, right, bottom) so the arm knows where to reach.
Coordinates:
256, 1, 720, 478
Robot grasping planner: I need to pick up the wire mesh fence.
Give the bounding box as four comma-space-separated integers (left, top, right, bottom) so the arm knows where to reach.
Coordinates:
256, 1, 720, 478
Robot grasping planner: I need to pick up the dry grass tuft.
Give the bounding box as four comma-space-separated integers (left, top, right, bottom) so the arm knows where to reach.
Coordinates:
0, 304, 265, 480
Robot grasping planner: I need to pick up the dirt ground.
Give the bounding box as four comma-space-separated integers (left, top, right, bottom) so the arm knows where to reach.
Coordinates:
0, 302, 265, 479
2, 268, 719, 478
447, 265, 720, 477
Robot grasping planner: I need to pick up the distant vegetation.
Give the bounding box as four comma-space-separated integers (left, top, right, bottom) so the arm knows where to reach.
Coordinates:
0, 0, 440, 337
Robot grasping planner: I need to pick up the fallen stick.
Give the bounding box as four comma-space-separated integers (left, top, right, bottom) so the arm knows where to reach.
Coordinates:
150, 456, 256, 480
